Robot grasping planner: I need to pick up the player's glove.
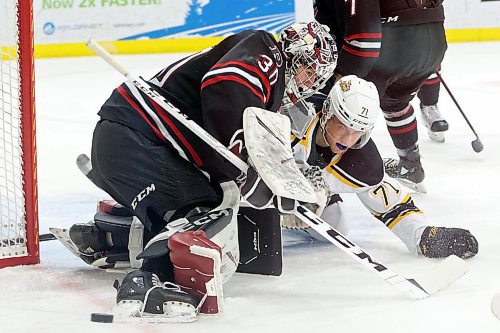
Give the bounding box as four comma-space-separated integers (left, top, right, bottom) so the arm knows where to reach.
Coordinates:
302, 165, 330, 216
281, 165, 330, 228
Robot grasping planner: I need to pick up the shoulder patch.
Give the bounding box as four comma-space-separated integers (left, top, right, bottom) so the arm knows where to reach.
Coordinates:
269, 45, 283, 67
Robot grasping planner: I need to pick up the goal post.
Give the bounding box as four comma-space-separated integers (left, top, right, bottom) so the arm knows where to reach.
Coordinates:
0, 0, 39, 268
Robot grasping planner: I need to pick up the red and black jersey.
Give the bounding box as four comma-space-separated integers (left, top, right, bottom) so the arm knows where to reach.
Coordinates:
98, 30, 285, 182
313, 0, 444, 78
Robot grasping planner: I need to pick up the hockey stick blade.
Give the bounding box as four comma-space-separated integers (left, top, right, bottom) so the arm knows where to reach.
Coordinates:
293, 205, 469, 299
412, 255, 469, 295
491, 293, 500, 320
76, 154, 105, 190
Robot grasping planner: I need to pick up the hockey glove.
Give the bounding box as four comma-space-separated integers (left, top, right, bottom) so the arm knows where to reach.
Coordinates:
419, 226, 478, 259
282, 166, 331, 229
302, 166, 330, 216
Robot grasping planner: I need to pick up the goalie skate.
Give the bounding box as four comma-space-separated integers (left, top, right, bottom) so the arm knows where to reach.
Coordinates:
113, 270, 199, 323
49, 225, 133, 270
49, 227, 82, 260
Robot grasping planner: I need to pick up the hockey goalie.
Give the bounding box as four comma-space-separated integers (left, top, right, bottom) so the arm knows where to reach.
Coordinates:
52, 22, 338, 322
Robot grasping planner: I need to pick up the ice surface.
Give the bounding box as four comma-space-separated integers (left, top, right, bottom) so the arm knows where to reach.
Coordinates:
1, 42, 500, 332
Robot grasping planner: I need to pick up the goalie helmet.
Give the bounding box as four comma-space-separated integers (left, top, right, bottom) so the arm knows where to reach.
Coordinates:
278, 21, 338, 107
321, 75, 380, 149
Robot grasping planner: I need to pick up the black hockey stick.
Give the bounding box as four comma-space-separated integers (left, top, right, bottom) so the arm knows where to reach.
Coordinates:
40, 233, 57, 242
1, 233, 58, 244
435, 71, 484, 153
87, 39, 468, 300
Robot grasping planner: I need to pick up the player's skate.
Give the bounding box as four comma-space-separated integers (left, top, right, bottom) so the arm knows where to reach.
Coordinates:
420, 104, 448, 143
114, 269, 199, 323
384, 145, 426, 193
419, 226, 478, 259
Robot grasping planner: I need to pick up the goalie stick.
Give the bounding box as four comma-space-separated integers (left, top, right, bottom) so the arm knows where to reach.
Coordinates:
86, 39, 468, 300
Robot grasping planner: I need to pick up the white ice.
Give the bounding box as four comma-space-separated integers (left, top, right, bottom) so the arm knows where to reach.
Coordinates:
1, 41, 500, 333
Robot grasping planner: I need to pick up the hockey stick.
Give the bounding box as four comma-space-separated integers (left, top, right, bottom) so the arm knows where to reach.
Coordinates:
435, 71, 484, 153
0, 233, 57, 245
40, 233, 57, 242
86, 40, 468, 300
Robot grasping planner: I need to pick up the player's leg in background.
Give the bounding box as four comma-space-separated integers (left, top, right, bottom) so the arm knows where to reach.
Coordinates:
380, 74, 428, 187
366, 23, 446, 188
417, 65, 449, 143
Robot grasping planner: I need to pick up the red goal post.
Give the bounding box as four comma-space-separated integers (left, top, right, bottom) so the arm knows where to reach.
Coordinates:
0, 0, 39, 268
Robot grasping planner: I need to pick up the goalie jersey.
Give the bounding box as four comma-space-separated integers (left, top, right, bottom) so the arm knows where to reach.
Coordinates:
292, 113, 427, 254
97, 30, 285, 183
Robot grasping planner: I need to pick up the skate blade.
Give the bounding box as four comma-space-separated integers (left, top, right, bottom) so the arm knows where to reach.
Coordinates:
396, 179, 427, 193
428, 130, 445, 143
414, 255, 469, 295
49, 227, 82, 258
114, 300, 197, 323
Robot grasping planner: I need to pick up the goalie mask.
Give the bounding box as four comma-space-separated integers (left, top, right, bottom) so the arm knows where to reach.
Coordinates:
278, 21, 338, 107
320, 75, 380, 150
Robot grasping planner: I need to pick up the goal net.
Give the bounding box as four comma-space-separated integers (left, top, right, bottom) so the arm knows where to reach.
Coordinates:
0, 0, 39, 268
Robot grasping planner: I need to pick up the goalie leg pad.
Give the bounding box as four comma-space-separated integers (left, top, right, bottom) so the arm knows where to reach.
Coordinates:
169, 230, 223, 315
138, 181, 240, 283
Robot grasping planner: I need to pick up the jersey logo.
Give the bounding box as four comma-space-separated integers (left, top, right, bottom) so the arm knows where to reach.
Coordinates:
269, 45, 283, 67
381, 16, 399, 24
131, 183, 156, 209
339, 79, 352, 92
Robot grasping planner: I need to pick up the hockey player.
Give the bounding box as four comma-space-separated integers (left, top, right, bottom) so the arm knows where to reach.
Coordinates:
282, 75, 478, 260
417, 65, 448, 143
67, 22, 338, 321
313, 0, 448, 190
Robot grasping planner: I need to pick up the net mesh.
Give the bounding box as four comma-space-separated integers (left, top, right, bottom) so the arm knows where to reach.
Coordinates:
0, 0, 28, 259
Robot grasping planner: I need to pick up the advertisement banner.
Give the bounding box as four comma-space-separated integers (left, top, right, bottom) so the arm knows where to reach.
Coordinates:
35, 0, 295, 44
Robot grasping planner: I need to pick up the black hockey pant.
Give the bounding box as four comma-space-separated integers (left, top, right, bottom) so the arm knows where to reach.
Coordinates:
91, 120, 222, 236
365, 22, 447, 149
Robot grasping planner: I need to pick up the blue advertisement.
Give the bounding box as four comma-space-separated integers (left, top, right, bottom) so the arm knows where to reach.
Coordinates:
120, 0, 295, 40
